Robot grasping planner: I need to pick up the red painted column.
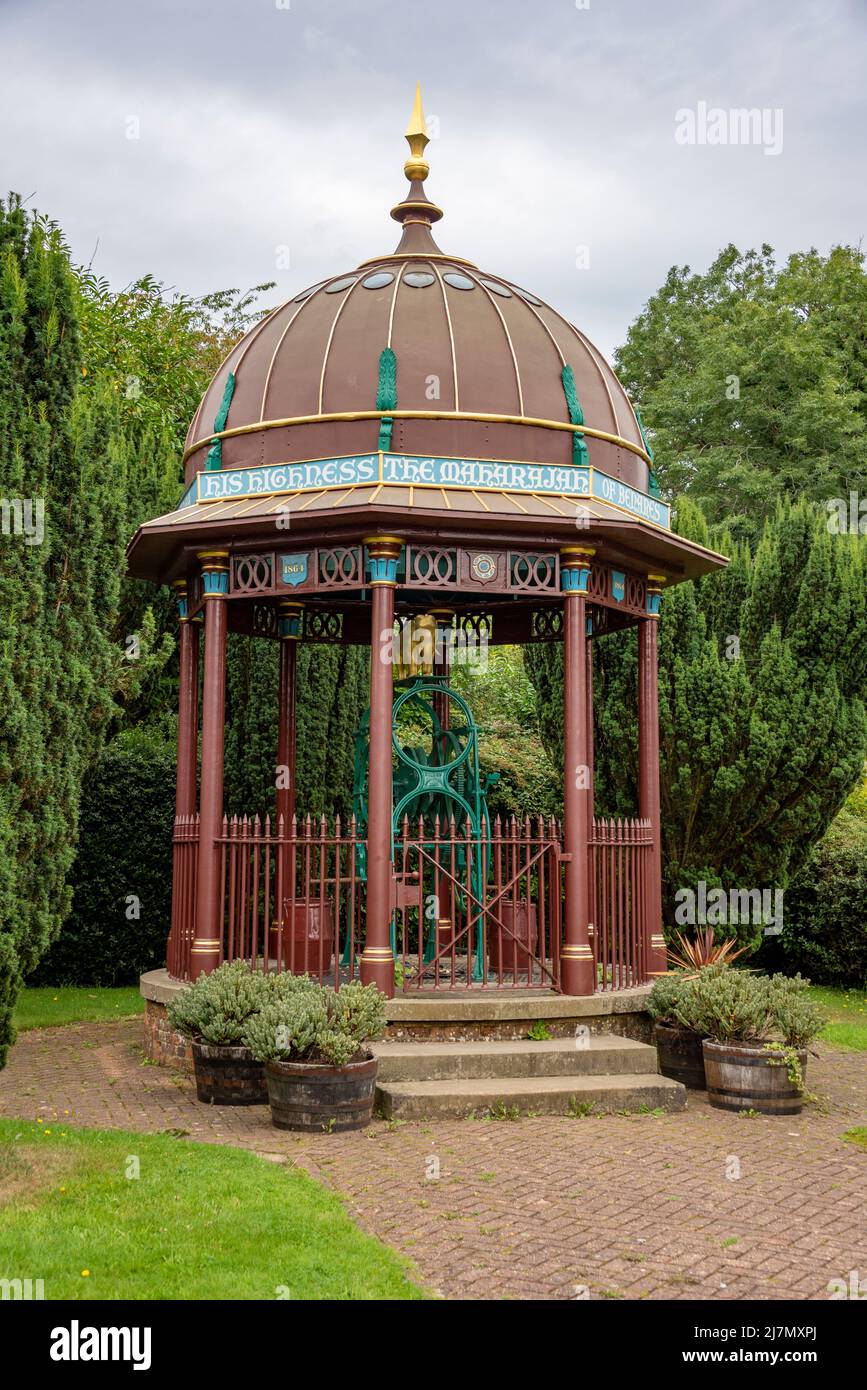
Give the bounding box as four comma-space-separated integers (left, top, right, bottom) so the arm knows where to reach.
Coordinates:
584, 612, 595, 961
360, 537, 402, 997
276, 601, 303, 828
585, 615, 595, 825
191, 550, 230, 978
273, 601, 302, 963
173, 580, 199, 818
560, 547, 596, 996
638, 575, 667, 976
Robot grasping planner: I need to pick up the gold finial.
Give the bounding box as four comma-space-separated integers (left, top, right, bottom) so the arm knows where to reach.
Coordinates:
403, 82, 430, 182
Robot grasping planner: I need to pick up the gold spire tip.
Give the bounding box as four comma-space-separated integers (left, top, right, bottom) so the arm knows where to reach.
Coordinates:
403, 82, 430, 182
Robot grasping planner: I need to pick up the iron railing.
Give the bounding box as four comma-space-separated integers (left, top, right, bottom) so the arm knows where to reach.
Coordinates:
589, 816, 653, 990
168, 810, 654, 992
393, 815, 563, 991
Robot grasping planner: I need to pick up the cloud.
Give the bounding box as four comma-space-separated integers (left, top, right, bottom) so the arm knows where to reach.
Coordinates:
1, 0, 864, 361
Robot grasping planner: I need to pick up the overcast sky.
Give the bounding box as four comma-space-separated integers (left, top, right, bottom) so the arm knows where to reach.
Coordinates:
2, 0, 864, 358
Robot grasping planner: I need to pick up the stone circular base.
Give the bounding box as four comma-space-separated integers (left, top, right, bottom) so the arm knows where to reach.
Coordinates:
140, 968, 653, 1068
140, 969, 194, 1071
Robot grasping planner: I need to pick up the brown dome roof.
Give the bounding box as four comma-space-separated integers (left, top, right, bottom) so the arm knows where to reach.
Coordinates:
183, 89, 652, 495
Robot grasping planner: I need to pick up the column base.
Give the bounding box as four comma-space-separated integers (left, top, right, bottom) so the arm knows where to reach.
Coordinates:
648, 932, 667, 975
189, 942, 222, 978
560, 945, 595, 997
359, 948, 395, 999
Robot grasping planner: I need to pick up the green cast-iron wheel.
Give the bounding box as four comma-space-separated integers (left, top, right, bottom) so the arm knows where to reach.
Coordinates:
349, 676, 497, 976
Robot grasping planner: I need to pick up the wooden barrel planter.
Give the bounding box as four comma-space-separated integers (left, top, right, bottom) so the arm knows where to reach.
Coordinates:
703, 1041, 807, 1115
654, 1023, 706, 1089
265, 1054, 378, 1132
191, 1042, 267, 1105
270, 897, 335, 973
487, 900, 538, 974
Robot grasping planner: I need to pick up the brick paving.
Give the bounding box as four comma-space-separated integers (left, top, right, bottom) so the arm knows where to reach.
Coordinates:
1, 1019, 864, 1300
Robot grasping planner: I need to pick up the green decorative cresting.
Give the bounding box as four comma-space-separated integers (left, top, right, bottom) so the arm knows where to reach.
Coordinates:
635, 405, 662, 499
560, 365, 589, 466
205, 371, 236, 471
376, 347, 397, 451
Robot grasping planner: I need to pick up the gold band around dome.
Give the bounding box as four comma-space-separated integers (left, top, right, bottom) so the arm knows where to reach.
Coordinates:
357, 251, 479, 269
182, 409, 652, 468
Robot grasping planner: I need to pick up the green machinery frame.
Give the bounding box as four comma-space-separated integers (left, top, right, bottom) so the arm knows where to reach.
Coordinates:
351, 675, 498, 974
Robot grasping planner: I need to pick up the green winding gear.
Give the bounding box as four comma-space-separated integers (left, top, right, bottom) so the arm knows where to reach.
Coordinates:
376, 347, 397, 451
205, 371, 236, 471
561, 364, 589, 466
635, 405, 663, 497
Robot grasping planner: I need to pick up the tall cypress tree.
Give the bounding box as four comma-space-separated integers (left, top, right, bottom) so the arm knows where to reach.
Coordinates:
223, 635, 368, 821
0, 199, 165, 1063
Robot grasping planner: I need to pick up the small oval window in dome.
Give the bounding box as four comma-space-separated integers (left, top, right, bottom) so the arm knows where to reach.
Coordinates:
443, 272, 475, 290
362, 271, 395, 289
325, 276, 357, 293
481, 279, 512, 297
515, 286, 543, 306
293, 283, 321, 302
404, 271, 436, 288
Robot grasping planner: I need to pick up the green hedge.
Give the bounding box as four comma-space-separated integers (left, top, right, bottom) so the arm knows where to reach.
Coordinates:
758, 810, 867, 988
30, 728, 176, 987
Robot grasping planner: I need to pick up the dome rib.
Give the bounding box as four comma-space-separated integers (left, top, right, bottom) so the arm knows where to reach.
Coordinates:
260, 288, 327, 419
504, 289, 567, 370
462, 269, 524, 417
428, 261, 461, 412
385, 264, 408, 347
188, 337, 245, 446
566, 320, 622, 437
534, 305, 621, 440
317, 275, 365, 414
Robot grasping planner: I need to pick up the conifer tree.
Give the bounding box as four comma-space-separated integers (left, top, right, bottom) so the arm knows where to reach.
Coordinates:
224, 635, 368, 820
0, 199, 164, 1062
526, 499, 867, 945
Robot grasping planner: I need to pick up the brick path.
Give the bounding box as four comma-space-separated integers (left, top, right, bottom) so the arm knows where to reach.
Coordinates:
1, 1020, 864, 1300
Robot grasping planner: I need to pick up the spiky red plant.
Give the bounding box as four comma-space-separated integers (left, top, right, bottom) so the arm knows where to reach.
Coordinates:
665, 927, 749, 972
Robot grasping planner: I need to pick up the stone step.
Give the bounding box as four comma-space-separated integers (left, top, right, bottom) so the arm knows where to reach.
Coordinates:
373, 1035, 659, 1082
376, 1073, 686, 1121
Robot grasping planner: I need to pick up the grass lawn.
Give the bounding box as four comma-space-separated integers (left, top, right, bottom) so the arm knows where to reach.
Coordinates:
842, 1127, 867, 1150
0, 1118, 427, 1300
809, 985, 867, 1051
14, 986, 144, 1031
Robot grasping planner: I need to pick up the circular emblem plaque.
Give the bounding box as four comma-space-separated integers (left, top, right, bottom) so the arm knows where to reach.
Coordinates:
471, 553, 497, 583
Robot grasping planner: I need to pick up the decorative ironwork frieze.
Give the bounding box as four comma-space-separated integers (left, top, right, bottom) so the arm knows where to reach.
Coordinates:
251, 602, 278, 638
508, 552, 558, 592
232, 553, 274, 593
457, 612, 493, 643
406, 546, 458, 587
305, 608, 344, 642
530, 607, 564, 641
319, 547, 363, 588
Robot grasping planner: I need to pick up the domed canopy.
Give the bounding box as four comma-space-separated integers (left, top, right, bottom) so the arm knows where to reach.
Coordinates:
128, 88, 725, 589
182, 85, 651, 495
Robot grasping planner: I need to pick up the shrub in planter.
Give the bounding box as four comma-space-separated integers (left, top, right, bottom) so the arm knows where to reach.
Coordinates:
242, 980, 387, 1132
646, 970, 707, 1089
167, 961, 275, 1105
674, 969, 826, 1116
